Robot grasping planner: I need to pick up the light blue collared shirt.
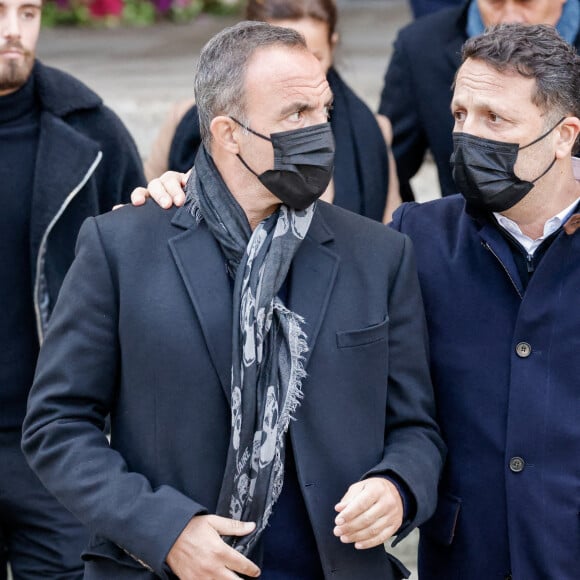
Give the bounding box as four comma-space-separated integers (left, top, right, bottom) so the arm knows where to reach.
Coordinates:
466, 0, 580, 44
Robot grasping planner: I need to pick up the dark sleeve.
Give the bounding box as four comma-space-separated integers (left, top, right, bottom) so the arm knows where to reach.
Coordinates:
168, 104, 202, 174
22, 217, 204, 578
362, 234, 445, 544
384, 472, 416, 524
379, 33, 429, 202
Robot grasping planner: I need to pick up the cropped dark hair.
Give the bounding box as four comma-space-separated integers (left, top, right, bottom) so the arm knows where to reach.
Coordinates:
245, 0, 338, 40
461, 23, 580, 121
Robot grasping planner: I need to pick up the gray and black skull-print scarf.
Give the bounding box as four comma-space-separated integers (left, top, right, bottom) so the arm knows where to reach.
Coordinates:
186, 146, 314, 555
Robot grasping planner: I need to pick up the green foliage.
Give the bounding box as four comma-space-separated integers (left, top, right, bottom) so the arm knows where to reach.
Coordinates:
169, 0, 204, 24
42, 1, 91, 27
203, 0, 242, 16
122, 0, 156, 26
41, 0, 243, 27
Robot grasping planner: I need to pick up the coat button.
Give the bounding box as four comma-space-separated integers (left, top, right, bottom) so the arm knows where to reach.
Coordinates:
515, 342, 532, 357
509, 456, 525, 473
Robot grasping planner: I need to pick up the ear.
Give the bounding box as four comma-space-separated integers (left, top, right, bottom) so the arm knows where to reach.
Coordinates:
330, 32, 339, 50
555, 116, 580, 159
209, 116, 241, 154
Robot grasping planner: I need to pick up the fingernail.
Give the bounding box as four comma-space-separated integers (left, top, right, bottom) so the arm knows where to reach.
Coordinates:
333, 526, 341, 536
354, 542, 362, 550
162, 196, 170, 207
336, 517, 344, 525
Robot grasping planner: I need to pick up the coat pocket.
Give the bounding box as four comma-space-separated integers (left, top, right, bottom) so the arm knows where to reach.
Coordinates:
336, 316, 389, 349
420, 492, 462, 546
82, 537, 154, 573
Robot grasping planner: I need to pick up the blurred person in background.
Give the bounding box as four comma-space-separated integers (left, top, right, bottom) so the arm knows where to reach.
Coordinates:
0, 0, 144, 577
379, 0, 580, 201
144, 0, 402, 223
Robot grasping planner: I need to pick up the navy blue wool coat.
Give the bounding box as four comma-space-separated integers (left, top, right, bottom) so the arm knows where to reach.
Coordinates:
27, 60, 145, 340
392, 196, 580, 580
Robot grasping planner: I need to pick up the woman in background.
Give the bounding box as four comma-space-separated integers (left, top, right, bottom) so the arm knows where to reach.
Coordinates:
145, 0, 401, 222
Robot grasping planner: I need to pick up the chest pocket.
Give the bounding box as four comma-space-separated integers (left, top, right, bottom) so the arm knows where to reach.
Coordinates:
336, 316, 389, 349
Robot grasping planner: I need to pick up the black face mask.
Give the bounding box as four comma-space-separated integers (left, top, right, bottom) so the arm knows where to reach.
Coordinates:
231, 117, 335, 210
450, 117, 564, 212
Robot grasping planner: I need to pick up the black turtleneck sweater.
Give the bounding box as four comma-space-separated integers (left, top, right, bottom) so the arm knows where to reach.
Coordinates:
0, 75, 41, 430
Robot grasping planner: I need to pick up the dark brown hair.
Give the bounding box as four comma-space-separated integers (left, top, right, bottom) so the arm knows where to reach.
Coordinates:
245, 0, 338, 40
461, 23, 580, 121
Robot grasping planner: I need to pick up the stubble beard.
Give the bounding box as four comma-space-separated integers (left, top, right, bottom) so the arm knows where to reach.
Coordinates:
0, 45, 34, 93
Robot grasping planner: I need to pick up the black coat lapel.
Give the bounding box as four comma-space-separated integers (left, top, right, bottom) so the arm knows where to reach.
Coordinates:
169, 207, 233, 402
288, 208, 339, 368
30, 112, 102, 277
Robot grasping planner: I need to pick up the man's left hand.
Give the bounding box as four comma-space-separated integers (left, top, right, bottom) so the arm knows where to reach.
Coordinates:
333, 477, 403, 549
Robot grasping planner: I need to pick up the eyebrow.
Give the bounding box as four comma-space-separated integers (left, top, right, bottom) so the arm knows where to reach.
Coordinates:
279, 95, 334, 117
279, 101, 315, 117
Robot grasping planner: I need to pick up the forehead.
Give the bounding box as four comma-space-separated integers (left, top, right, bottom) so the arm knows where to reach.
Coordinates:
243, 45, 330, 107
0, 0, 42, 7
454, 58, 538, 111
477, 0, 565, 20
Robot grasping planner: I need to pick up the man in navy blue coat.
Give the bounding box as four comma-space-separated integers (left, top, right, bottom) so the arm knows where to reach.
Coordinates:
379, 0, 580, 201
22, 22, 444, 579
391, 23, 580, 579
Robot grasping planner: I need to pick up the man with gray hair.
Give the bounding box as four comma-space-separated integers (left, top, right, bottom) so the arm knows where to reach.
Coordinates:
391, 23, 580, 580
22, 21, 444, 579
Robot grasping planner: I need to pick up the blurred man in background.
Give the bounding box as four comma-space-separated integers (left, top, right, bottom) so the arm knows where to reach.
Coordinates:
0, 0, 144, 576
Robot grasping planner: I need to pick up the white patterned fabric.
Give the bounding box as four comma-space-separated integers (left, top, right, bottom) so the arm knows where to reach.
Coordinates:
186, 147, 314, 555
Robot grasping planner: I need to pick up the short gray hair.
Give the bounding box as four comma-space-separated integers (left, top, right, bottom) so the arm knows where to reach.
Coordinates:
460, 24, 580, 123
194, 21, 307, 147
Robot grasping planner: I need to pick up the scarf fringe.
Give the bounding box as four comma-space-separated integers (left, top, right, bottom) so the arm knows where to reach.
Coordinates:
276, 301, 308, 430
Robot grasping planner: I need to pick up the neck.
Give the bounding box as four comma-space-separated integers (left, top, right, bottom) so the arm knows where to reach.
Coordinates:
214, 151, 281, 230
500, 170, 580, 239
244, 206, 279, 230
0, 73, 36, 124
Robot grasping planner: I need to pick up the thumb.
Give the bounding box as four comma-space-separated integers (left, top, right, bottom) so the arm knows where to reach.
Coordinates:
181, 170, 191, 186
208, 515, 256, 537
335, 481, 366, 512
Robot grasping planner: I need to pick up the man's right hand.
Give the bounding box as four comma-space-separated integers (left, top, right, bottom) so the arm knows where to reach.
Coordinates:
166, 514, 260, 579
